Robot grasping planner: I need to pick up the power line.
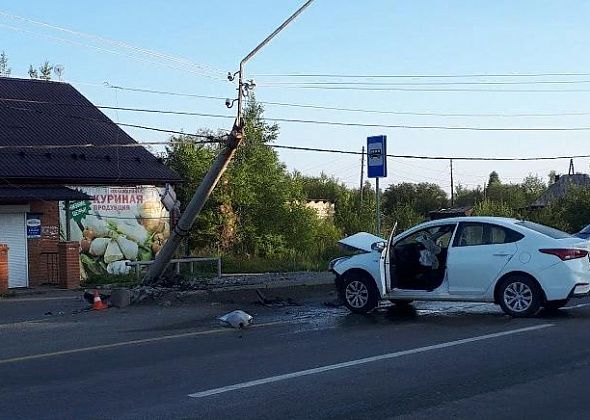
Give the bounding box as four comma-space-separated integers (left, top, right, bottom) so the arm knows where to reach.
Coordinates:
0, 140, 221, 151
259, 85, 590, 93
270, 144, 590, 161
0, 23, 221, 80
263, 116, 590, 131
5, 98, 590, 132
0, 10, 226, 79
0, 101, 229, 138
77, 81, 590, 118
104, 83, 227, 100
260, 79, 590, 86
2, 139, 589, 162
254, 72, 590, 79
255, 100, 590, 118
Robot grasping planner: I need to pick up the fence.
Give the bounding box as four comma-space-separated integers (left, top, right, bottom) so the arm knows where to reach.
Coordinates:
126, 257, 222, 281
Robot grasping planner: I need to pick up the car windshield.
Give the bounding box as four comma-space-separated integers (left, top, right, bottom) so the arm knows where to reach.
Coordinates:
515, 221, 572, 239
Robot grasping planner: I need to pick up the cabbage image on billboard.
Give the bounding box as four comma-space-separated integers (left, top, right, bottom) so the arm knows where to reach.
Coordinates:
59, 186, 171, 279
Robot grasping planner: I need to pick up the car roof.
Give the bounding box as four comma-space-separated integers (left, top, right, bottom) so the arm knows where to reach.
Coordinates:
420, 216, 518, 227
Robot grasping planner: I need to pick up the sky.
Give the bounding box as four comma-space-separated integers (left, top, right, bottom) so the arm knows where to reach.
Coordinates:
2, 0, 590, 196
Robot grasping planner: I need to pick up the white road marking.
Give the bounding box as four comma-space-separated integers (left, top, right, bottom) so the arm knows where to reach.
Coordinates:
0, 320, 287, 365
188, 323, 554, 398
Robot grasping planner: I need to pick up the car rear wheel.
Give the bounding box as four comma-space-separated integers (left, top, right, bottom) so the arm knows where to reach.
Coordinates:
498, 275, 542, 317
343, 273, 378, 314
543, 299, 569, 311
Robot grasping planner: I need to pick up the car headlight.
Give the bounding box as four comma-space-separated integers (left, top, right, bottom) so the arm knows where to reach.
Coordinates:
328, 256, 349, 271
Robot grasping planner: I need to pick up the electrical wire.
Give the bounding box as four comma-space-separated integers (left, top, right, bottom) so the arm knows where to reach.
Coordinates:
269, 144, 590, 162
70, 81, 590, 118
0, 23, 224, 81
260, 80, 590, 86
259, 85, 590, 93
1, 140, 587, 162
254, 72, 590, 79
4, 99, 590, 132
0, 101, 228, 138
0, 140, 220, 151
0, 10, 226, 79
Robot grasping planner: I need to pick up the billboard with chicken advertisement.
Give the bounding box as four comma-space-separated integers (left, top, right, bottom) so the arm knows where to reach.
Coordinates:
59, 186, 172, 280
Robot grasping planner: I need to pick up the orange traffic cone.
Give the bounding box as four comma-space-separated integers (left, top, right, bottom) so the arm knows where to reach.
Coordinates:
93, 290, 108, 311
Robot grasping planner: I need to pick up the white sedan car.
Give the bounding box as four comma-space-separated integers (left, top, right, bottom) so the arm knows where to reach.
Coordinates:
331, 217, 590, 317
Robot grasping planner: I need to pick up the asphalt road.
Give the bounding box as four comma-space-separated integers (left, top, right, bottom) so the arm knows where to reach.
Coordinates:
2, 290, 590, 419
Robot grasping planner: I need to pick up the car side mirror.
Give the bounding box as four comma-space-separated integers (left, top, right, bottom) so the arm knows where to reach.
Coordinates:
371, 241, 386, 252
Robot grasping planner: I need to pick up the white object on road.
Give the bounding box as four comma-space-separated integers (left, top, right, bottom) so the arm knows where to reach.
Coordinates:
218, 310, 253, 329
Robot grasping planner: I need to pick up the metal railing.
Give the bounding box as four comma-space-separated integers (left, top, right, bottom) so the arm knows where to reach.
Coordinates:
126, 257, 222, 281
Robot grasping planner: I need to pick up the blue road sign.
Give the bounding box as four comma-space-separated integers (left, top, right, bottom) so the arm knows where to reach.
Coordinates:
367, 135, 387, 178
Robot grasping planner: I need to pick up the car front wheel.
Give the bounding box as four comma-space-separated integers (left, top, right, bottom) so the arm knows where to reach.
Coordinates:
343, 273, 378, 314
498, 275, 542, 317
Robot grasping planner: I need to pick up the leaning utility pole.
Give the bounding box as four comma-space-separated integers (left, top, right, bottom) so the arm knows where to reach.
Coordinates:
143, 0, 316, 285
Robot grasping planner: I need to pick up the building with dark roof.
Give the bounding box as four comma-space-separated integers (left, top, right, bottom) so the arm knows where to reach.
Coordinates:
0, 77, 180, 290
529, 173, 590, 208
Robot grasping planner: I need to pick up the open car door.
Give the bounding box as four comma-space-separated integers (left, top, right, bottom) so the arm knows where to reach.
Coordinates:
381, 222, 398, 293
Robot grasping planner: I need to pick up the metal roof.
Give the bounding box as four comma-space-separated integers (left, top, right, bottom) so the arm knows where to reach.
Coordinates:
0, 77, 181, 185
0, 185, 91, 202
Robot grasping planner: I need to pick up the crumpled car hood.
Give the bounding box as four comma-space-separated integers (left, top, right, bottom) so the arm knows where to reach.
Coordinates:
338, 232, 386, 253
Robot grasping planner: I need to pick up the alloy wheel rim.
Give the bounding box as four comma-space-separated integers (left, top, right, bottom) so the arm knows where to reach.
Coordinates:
503, 281, 533, 312
345, 280, 369, 308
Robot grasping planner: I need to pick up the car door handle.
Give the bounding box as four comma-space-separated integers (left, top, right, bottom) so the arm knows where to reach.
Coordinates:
493, 253, 511, 257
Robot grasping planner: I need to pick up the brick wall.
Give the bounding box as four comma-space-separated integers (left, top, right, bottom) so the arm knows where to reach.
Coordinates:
57, 241, 80, 289
0, 244, 8, 292
27, 201, 61, 287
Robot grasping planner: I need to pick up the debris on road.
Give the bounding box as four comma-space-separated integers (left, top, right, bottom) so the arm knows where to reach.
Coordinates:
255, 289, 302, 307
110, 288, 131, 308
218, 310, 253, 329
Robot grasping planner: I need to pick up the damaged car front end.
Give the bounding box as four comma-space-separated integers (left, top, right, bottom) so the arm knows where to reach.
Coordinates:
329, 232, 386, 299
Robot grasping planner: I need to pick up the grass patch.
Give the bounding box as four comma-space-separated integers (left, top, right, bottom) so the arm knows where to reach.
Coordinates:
221, 249, 341, 274
83, 273, 140, 288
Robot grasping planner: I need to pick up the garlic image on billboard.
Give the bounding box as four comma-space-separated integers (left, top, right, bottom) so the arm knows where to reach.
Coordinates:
60, 186, 172, 279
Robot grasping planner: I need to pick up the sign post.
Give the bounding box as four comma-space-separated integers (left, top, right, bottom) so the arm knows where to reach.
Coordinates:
367, 135, 387, 235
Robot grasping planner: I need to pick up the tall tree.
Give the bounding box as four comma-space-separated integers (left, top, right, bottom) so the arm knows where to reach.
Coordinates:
488, 171, 501, 185
382, 182, 448, 217
0, 51, 10, 76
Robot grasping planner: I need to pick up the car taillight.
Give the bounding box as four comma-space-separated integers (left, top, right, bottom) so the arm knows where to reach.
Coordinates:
539, 248, 588, 261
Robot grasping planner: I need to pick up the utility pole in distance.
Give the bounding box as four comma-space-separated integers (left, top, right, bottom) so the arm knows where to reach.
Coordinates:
143, 0, 316, 285
450, 158, 454, 206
